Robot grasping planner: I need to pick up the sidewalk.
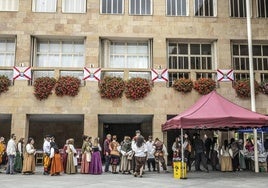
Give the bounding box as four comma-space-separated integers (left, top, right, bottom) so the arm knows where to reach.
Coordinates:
1, 166, 268, 188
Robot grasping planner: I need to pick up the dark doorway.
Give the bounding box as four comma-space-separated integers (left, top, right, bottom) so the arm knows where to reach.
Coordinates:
103, 123, 141, 143
99, 114, 153, 144
0, 114, 11, 141
28, 114, 84, 150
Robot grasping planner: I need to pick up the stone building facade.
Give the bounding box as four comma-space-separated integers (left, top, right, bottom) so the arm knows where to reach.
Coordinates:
0, 0, 267, 150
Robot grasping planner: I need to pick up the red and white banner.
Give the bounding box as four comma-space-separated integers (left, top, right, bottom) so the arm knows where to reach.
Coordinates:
83, 67, 101, 81
151, 69, 168, 82
13, 66, 31, 80
217, 69, 234, 82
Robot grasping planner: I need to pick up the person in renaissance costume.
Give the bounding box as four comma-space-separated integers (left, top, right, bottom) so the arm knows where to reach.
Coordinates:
120, 136, 132, 174
132, 135, 147, 178
66, 138, 77, 174
22, 138, 36, 174
43, 135, 51, 175
81, 135, 92, 174
154, 138, 168, 173
90, 137, 102, 175
14, 138, 24, 173
50, 139, 63, 176
109, 135, 120, 174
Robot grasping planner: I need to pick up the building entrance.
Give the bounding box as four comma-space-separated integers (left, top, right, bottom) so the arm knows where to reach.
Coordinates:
28, 114, 84, 149
99, 114, 153, 144
0, 114, 11, 140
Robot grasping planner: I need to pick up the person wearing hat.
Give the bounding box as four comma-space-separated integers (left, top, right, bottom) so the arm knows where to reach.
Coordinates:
43, 135, 51, 175
109, 135, 120, 174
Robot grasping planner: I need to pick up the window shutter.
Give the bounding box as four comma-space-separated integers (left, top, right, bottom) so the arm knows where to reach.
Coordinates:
32, 0, 57, 12
62, 0, 86, 13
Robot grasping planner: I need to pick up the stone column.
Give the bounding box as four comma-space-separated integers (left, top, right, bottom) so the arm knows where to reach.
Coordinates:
11, 113, 28, 141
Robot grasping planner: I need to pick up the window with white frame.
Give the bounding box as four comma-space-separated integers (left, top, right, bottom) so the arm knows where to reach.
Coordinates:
0, 38, 16, 66
257, 0, 268, 18
166, 0, 188, 16
32, 0, 57, 12
33, 38, 85, 67
230, 0, 247, 17
101, 39, 151, 69
62, 0, 86, 13
101, 0, 124, 14
0, 0, 19, 11
129, 0, 152, 15
194, 0, 217, 17
232, 44, 268, 71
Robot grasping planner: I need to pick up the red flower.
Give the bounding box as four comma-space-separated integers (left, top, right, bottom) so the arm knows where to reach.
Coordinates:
99, 77, 125, 100
234, 79, 259, 98
34, 77, 56, 100
194, 78, 216, 95
0, 75, 11, 95
55, 76, 80, 97
125, 77, 151, 100
173, 78, 193, 93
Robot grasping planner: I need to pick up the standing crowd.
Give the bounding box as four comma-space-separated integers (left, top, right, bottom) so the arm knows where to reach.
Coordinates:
0, 130, 169, 178
0, 131, 263, 177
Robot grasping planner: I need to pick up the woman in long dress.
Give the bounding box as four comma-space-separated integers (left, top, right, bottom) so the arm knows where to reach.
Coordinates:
220, 140, 233, 172
89, 137, 102, 175
62, 139, 69, 173
14, 138, 24, 173
50, 141, 63, 176
22, 138, 36, 174
66, 138, 77, 174
80, 135, 92, 174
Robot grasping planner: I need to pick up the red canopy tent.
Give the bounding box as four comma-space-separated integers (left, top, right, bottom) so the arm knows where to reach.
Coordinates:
162, 91, 268, 131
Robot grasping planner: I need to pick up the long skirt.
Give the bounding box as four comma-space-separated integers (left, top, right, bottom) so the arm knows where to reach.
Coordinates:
50, 153, 64, 175
22, 153, 35, 173
89, 151, 102, 175
66, 153, 76, 174
80, 153, 90, 174
62, 153, 67, 173
14, 152, 23, 172
120, 155, 131, 172
43, 154, 51, 172
221, 156, 233, 172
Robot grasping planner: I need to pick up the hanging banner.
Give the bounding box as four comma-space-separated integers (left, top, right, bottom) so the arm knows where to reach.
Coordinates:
13, 66, 31, 80
151, 68, 168, 82
217, 69, 234, 82
83, 67, 101, 81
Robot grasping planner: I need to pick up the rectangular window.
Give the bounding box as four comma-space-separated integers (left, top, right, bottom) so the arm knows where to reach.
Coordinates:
33, 38, 85, 68
194, 0, 216, 16
0, 0, 19, 11
232, 44, 268, 71
129, 0, 152, 15
168, 42, 213, 70
166, 0, 188, 16
32, 0, 57, 12
101, 0, 124, 14
62, 0, 86, 13
257, 0, 268, 18
0, 38, 16, 66
101, 39, 151, 69
230, 0, 247, 17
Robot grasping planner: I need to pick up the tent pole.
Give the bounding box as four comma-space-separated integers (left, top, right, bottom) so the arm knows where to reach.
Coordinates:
246, 0, 258, 173
181, 128, 184, 178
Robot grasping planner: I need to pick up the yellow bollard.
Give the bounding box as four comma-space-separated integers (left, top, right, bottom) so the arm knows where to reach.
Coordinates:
179, 162, 187, 179
173, 161, 181, 179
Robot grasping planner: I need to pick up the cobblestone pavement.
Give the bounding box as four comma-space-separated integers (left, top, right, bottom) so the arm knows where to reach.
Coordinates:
0, 166, 268, 188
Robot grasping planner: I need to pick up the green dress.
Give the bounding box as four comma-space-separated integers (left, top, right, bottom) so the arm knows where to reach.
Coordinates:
14, 151, 23, 172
